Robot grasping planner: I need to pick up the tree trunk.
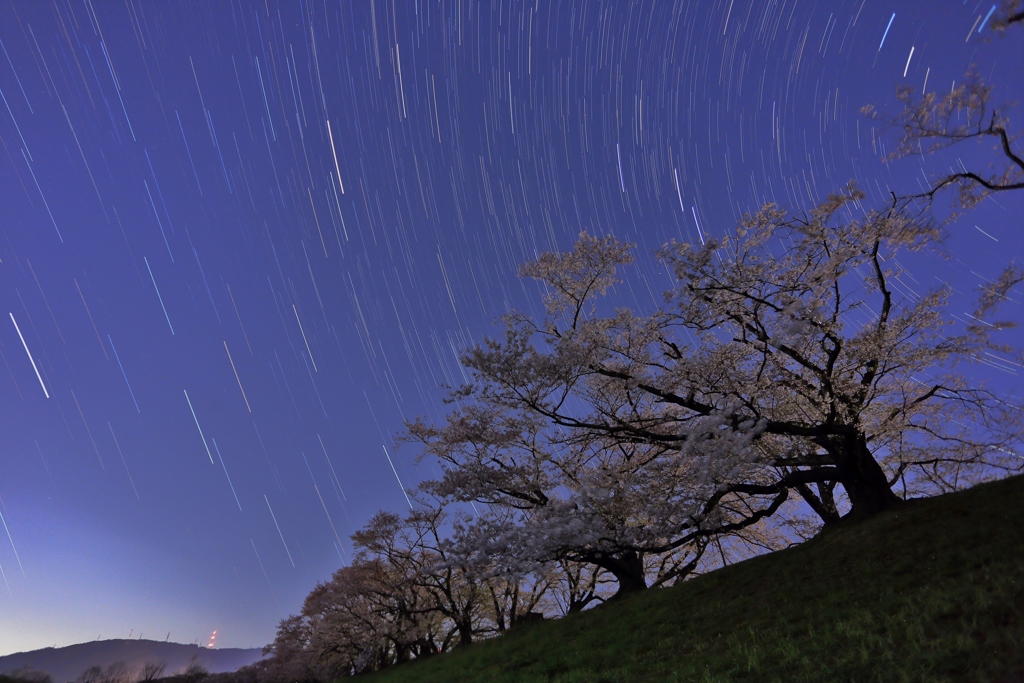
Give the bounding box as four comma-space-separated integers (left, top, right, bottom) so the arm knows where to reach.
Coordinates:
838, 433, 903, 519
567, 594, 597, 613
597, 551, 647, 598
456, 618, 473, 647
793, 482, 841, 525
414, 636, 438, 658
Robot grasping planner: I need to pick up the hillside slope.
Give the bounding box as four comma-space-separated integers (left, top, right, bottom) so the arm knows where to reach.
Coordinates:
0, 641, 263, 683
360, 475, 1024, 682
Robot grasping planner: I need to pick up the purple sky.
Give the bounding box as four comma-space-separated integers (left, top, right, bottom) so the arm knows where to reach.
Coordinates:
0, 1, 1020, 654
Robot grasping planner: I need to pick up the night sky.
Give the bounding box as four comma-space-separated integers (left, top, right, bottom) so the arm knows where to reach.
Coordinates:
0, 0, 1020, 654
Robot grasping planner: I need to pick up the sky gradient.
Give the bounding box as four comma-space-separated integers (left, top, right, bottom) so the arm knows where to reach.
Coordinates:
0, 0, 1021, 654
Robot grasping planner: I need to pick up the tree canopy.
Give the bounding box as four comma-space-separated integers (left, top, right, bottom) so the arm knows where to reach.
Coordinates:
408, 183, 1023, 595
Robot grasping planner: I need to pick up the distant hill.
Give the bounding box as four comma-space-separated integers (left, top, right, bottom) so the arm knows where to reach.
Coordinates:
0, 640, 264, 683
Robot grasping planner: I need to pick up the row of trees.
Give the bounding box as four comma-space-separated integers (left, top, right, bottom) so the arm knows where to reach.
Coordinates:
253, 7, 1023, 679
0, 660, 194, 683
73, 660, 208, 683
247, 499, 790, 678
75, 662, 172, 683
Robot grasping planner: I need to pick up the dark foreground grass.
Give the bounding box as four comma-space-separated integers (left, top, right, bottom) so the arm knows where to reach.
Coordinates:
357, 476, 1024, 682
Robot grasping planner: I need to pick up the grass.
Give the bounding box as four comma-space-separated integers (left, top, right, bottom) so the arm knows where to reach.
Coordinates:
356, 475, 1024, 682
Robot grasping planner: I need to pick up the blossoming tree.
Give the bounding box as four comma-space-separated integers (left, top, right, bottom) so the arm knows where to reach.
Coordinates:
407, 186, 1023, 596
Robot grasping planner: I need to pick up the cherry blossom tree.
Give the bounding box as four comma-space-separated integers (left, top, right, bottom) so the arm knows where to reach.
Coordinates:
351, 507, 486, 649
260, 555, 444, 678
543, 560, 611, 615
352, 502, 559, 644
260, 501, 565, 679
407, 186, 1023, 596
864, 2, 1022, 212
993, 0, 1024, 32
865, 75, 1023, 211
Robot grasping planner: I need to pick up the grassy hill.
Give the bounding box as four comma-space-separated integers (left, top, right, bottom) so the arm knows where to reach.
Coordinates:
358, 475, 1024, 682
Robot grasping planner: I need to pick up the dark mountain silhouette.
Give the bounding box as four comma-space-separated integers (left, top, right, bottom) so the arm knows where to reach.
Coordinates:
0, 640, 264, 683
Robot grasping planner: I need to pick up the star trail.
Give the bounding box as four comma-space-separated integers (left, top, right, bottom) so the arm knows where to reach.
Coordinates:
0, 0, 1020, 653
